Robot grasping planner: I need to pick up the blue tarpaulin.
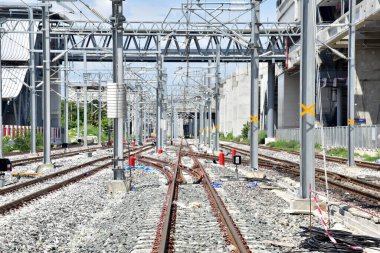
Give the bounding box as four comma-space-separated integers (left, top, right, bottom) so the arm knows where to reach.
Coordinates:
246, 182, 258, 188
122, 166, 157, 172
211, 182, 223, 188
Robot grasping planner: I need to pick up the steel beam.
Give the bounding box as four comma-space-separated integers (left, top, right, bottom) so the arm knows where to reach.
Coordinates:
42, 3, 51, 164
83, 53, 88, 147
111, 0, 125, 176
249, 1, 259, 170
214, 43, 221, 151
98, 74, 102, 145
300, 0, 316, 198
28, 8, 37, 154
64, 35, 69, 145
348, 0, 356, 167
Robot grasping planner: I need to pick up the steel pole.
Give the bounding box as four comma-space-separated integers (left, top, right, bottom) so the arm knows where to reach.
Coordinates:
98, 74, 102, 145
83, 53, 88, 147
214, 43, 221, 151
0, 28, 3, 158
111, 0, 125, 174
348, 0, 356, 167
28, 8, 37, 154
207, 60, 212, 148
267, 62, 275, 138
300, 0, 316, 198
64, 35, 69, 145
337, 87, 342, 126
42, 4, 51, 164
250, 1, 259, 170
199, 106, 204, 144
194, 110, 198, 139
76, 91, 80, 140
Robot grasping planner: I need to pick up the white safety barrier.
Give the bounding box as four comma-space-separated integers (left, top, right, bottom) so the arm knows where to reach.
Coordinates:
276, 125, 380, 150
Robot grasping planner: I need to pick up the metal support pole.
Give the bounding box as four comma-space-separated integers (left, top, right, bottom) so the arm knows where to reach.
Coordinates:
138, 92, 143, 145
194, 110, 198, 139
267, 62, 275, 138
42, 3, 51, 164
300, 0, 316, 198
98, 75, 102, 145
0, 28, 3, 158
126, 104, 130, 142
83, 53, 88, 147
64, 35, 69, 145
348, 0, 356, 167
207, 60, 212, 148
76, 91, 80, 140
28, 8, 37, 154
156, 43, 163, 151
214, 43, 221, 151
203, 104, 207, 145
199, 106, 204, 144
250, 1, 260, 170
111, 0, 125, 175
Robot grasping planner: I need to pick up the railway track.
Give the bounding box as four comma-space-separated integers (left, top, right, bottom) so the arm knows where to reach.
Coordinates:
220, 144, 380, 203
137, 141, 251, 252
0, 145, 153, 215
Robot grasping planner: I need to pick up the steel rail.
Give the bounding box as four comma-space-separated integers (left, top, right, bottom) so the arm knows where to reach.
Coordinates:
0, 145, 153, 215
185, 141, 250, 253
221, 144, 380, 203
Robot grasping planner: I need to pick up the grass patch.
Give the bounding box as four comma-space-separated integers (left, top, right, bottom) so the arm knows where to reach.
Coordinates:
68, 125, 109, 143
326, 147, 348, 158
267, 140, 300, 151
361, 151, 380, 162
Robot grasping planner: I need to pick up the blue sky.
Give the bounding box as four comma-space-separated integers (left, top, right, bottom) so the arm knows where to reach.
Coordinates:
89, 0, 277, 22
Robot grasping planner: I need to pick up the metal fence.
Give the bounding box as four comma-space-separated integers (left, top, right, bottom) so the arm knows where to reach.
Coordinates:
275, 125, 380, 150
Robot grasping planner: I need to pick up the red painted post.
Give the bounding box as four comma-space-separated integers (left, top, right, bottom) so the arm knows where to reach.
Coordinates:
129, 156, 135, 166
219, 152, 225, 166
158, 148, 163, 154
231, 148, 236, 156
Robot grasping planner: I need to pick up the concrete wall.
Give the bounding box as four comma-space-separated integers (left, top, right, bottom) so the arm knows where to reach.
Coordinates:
356, 47, 380, 125
277, 71, 300, 128
219, 63, 269, 137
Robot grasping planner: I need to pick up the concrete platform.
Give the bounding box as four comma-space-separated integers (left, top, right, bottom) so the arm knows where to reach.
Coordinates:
107, 180, 130, 193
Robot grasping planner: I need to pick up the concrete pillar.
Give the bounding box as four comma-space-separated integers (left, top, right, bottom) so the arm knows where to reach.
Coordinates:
267, 62, 275, 138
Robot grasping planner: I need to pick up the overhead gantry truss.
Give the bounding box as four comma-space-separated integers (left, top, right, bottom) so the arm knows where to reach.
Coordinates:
3, 18, 300, 62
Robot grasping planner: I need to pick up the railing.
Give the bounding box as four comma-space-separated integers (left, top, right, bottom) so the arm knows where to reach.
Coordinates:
2, 125, 62, 145
276, 125, 380, 150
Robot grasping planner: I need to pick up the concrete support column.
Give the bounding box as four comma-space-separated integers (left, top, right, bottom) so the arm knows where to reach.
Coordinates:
267, 62, 275, 138
299, 0, 316, 198
336, 87, 342, 126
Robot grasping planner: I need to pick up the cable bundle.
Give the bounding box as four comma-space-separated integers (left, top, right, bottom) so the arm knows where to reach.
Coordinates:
299, 226, 380, 252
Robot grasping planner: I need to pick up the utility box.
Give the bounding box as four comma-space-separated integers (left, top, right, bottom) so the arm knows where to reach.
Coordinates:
107, 82, 126, 118
0, 158, 12, 172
